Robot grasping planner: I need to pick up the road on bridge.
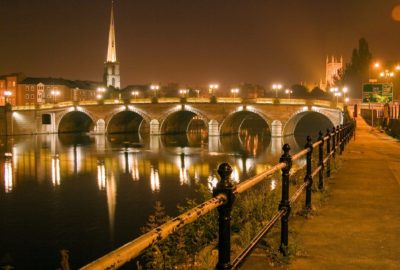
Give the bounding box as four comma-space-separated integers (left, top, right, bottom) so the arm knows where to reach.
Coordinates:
242, 116, 400, 270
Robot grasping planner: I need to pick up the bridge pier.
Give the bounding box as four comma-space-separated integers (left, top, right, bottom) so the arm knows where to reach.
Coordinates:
209, 120, 219, 136
93, 119, 106, 134
150, 119, 160, 135
271, 120, 283, 137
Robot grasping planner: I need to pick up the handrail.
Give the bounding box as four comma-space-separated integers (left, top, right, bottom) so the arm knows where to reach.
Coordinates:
80, 120, 356, 270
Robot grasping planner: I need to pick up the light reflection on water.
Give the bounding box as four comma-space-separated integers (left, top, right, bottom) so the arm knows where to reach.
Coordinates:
0, 131, 305, 269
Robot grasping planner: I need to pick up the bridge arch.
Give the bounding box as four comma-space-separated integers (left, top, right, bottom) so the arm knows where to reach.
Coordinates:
283, 106, 340, 137
160, 105, 209, 135
219, 106, 271, 135
57, 107, 96, 133
105, 106, 151, 134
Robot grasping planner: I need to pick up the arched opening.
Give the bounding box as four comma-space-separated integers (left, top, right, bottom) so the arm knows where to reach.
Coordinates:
107, 111, 145, 134
285, 111, 334, 144
58, 111, 94, 133
220, 111, 270, 136
161, 111, 207, 135
107, 111, 146, 146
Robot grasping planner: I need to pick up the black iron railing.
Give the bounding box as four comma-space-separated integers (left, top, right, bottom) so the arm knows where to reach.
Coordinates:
80, 121, 356, 270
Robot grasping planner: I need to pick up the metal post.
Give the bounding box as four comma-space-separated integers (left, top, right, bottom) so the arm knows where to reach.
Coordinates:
318, 131, 324, 190
340, 125, 344, 155
279, 144, 292, 255
332, 126, 336, 159
336, 125, 340, 154
326, 128, 331, 177
213, 163, 236, 270
304, 136, 313, 210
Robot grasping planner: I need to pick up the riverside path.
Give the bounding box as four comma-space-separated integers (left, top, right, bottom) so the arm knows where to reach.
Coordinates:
242, 116, 400, 270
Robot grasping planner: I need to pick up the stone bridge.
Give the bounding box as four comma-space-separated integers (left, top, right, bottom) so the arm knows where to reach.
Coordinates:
8, 98, 343, 137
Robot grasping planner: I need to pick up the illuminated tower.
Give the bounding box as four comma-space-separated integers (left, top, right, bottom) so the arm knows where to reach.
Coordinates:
103, 0, 120, 89
325, 56, 343, 87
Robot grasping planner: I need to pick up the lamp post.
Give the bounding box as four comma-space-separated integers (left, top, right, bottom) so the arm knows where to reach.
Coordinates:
272, 83, 282, 98
285, 89, 293, 101
50, 90, 60, 104
150, 84, 160, 98
179, 89, 188, 98
230, 88, 239, 101
96, 87, 106, 101
4, 90, 12, 105
131, 90, 139, 101
209, 84, 219, 96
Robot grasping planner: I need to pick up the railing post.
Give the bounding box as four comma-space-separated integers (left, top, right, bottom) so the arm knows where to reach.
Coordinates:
336, 125, 341, 155
213, 163, 236, 270
304, 136, 313, 210
340, 124, 344, 154
318, 131, 324, 190
279, 144, 292, 255
332, 126, 336, 159
326, 128, 331, 177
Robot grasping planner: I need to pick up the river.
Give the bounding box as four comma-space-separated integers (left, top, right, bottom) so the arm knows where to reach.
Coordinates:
0, 130, 309, 269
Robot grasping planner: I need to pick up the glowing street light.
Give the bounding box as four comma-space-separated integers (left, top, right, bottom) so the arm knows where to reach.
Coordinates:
4, 90, 12, 105
374, 62, 380, 69
150, 84, 160, 97
131, 90, 139, 100
272, 83, 282, 98
50, 90, 60, 104
209, 84, 219, 96
285, 89, 293, 100
179, 89, 188, 98
230, 88, 239, 100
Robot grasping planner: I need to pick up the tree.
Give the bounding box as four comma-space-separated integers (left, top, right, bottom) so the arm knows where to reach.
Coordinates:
336, 38, 372, 98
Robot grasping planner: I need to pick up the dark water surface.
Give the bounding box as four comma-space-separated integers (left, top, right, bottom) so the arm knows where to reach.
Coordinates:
0, 132, 306, 269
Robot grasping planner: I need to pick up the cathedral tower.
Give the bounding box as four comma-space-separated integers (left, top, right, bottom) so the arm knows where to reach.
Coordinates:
104, 0, 120, 89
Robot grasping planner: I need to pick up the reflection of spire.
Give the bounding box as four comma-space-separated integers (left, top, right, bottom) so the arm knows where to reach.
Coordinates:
106, 172, 116, 245
107, 0, 117, 63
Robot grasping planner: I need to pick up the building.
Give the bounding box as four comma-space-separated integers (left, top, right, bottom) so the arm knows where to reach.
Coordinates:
103, 1, 120, 89
17, 77, 98, 105
320, 56, 343, 90
0, 73, 25, 106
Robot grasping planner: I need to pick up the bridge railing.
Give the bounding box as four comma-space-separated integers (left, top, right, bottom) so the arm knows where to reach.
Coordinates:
80, 121, 356, 270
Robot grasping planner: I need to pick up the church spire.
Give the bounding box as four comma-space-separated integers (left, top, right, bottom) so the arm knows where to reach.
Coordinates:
103, 0, 120, 89
107, 0, 117, 63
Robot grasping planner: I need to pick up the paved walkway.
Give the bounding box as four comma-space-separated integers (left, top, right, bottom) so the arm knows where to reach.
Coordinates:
243, 117, 400, 270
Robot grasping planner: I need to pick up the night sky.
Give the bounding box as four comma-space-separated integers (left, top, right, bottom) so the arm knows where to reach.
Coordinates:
1, 0, 400, 88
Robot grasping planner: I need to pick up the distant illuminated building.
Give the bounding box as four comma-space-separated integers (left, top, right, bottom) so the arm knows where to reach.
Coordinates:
103, 0, 121, 89
320, 56, 343, 90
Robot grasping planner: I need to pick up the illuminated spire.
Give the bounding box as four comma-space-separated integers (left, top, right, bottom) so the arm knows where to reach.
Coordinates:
107, 0, 117, 63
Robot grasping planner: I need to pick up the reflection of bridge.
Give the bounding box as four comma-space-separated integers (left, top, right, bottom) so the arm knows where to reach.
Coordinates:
6, 98, 343, 137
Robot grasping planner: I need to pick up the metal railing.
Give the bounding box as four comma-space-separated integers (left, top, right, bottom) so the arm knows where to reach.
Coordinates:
80, 121, 356, 270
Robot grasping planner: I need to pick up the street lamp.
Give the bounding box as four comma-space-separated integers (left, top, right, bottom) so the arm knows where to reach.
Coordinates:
272, 83, 282, 98
230, 88, 239, 101
50, 90, 60, 104
209, 84, 219, 96
96, 87, 106, 100
179, 89, 188, 98
131, 90, 139, 100
285, 89, 293, 101
150, 84, 160, 98
4, 90, 12, 105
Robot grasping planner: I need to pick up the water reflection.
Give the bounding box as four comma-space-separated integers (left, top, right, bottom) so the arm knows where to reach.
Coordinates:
51, 155, 61, 187
4, 153, 13, 193
0, 130, 307, 269
150, 166, 160, 192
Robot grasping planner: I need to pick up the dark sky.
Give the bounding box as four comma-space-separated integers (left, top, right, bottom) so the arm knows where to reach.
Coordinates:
1, 0, 400, 88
